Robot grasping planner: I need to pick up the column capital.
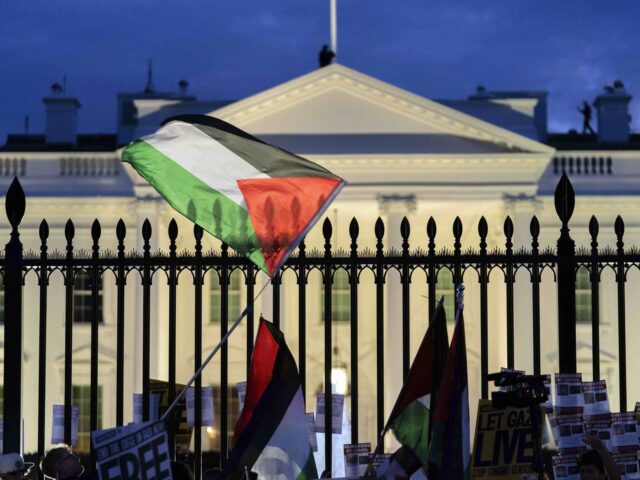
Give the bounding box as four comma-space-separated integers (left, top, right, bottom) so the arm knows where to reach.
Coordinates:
378, 194, 417, 215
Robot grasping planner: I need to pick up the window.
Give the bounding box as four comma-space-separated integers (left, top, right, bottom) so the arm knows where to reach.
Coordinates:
210, 272, 242, 323
73, 385, 102, 453
73, 271, 103, 324
435, 271, 455, 322
320, 270, 351, 322
576, 268, 593, 324
209, 385, 240, 451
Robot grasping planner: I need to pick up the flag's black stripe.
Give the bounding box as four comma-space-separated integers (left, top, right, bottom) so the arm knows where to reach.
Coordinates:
224, 327, 301, 480
162, 114, 339, 180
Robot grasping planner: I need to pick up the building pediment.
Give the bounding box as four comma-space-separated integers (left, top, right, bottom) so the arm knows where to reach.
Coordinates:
211, 64, 553, 156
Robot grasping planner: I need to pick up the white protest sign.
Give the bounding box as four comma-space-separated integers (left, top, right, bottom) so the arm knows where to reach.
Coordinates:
555, 411, 585, 451
582, 380, 610, 415
52, 404, 79, 445
315, 393, 344, 434
584, 413, 612, 451
92, 421, 173, 480
306, 413, 318, 452
186, 386, 214, 427
237, 382, 247, 411
555, 373, 583, 407
612, 452, 640, 480
552, 454, 580, 480
612, 412, 638, 450
343, 443, 371, 477
133, 394, 162, 424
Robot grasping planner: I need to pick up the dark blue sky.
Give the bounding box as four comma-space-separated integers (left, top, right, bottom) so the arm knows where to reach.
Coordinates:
2, 0, 639, 142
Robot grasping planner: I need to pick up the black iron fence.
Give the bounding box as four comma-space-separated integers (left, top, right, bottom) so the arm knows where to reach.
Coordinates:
1, 174, 637, 479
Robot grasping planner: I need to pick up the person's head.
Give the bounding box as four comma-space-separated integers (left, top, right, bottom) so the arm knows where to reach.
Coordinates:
0, 453, 34, 480
322, 45, 328, 50
40, 445, 84, 480
578, 449, 606, 480
171, 460, 193, 480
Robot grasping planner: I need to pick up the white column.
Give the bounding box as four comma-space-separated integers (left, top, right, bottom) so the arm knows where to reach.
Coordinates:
505, 194, 540, 373
379, 194, 416, 449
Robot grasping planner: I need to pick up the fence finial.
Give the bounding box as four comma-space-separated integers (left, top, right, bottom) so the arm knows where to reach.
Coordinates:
554, 172, 575, 227
5, 177, 25, 231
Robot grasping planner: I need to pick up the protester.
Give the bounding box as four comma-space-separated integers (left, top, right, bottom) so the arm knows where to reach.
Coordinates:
579, 435, 620, 480
0, 453, 34, 480
40, 445, 97, 480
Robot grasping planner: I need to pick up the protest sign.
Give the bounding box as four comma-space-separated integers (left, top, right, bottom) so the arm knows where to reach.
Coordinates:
145, 379, 192, 455
611, 412, 639, 451
584, 413, 612, 451
471, 399, 537, 479
555, 411, 585, 452
612, 452, 640, 480
343, 443, 371, 477
306, 413, 318, 452
555, 373, 583, 407
186, 386, 214, 427
315, 393, 344, 434
92, 421, 173, 480
52, 404, 79, 445
552, 454, 580, 480
370, 453, 391, 469
133, 393, 162, 424
237, 381, 247, 411
581, 381, 610, 415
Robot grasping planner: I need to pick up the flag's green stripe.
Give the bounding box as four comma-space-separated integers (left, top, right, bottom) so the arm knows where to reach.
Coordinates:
391, 399, 430, 464
123, 140, 268, 271
295, 451, 318, 480
190, 122, 339, 179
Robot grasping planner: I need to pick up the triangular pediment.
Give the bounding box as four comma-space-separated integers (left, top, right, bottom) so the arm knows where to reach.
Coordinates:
211, 64, 553, 156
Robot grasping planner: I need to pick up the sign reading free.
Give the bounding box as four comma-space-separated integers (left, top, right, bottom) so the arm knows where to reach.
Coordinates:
472, 400, 536, 479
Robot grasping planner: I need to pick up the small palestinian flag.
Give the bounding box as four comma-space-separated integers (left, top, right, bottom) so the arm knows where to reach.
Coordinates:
225, 318, 317, 480
384, 298, 448, 465
122, 115, 345, 276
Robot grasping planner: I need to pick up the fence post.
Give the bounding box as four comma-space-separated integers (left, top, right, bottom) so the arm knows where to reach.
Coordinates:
3, 177, 25, 453
554, 173, 577, 373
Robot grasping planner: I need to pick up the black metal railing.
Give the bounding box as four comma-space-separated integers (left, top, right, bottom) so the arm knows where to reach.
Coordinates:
1, 173, 638, 479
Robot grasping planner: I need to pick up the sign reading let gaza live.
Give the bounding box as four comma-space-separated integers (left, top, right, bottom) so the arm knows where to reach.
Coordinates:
472, 400, 536, 479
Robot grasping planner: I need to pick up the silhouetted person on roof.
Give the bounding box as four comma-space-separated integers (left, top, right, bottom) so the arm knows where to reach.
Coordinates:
319, 45, 335, 68
578, 101, 595, 135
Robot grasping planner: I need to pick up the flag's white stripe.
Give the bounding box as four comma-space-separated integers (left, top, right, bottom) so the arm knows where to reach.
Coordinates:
253, 387, 315, 480
143, 121, 269, 209
417, 394, 430, 409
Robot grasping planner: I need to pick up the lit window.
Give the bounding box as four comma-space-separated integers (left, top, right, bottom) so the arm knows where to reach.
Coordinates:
73, 385, 102, 453
210, 272, 242, 323
320, 269, 351, 322
576, 268, 593, 324
73, 271, 103, 324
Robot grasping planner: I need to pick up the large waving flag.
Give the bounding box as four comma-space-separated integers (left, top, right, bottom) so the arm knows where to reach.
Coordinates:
122, 114, 345, 276
428, 301, 471, 480
383, 298, 449, 465
225, 318, 317, 480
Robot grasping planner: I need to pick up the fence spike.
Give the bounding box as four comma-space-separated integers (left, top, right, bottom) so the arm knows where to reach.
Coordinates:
142, 219, 152, 254
615, 216, 624, 250
91, 219, 101, 244
589, 216, 599, 242
375, 218, 385, 254
193, 223, 204, 244
530, 216, 540, 253
168, 219, 178, 243
39, 219, 49, 244
349, 217, 359, 242
65, 219, 75, 244
453, 216, 462, 252
554, 173, 575, 225
322, 217, 333, 242
427, 217, 436, 254
504, 216, 514, 252
478, 216, 488, 251
5, 177, 25, 230
400, 216, 410, 241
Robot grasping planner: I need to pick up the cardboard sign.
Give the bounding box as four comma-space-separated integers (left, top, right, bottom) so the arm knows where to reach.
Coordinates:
186, 386, 215, 427
471, 399, 536, 479
343, 443, 371, 477
306, 413, 318, 452
552, 454, 580, 480
555, 373, 583, 407
612, 452, 640, 479
612, 412, 639, 450
555, 411, 585, 452
581, 381, 610, 415
315, 393, 344, 434
52, 404, 80, 445
92, 421, 173, 480
584, 413, 612, 451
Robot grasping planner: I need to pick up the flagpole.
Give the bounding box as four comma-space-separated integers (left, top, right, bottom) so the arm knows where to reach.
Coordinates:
161, 277, 271, 421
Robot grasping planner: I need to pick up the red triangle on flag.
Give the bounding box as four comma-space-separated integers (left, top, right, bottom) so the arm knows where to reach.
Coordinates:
237, 176, 342, 275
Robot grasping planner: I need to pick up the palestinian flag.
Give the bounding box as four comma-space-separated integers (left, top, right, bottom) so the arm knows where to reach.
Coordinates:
383, 298, 448, 465
122, 114, 345, 276
225, 318, 317, 480
428, 307, 471, 480
373, 446, 422, 480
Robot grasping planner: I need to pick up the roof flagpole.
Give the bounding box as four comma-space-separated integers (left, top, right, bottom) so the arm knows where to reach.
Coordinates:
330, 0, 338, 55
